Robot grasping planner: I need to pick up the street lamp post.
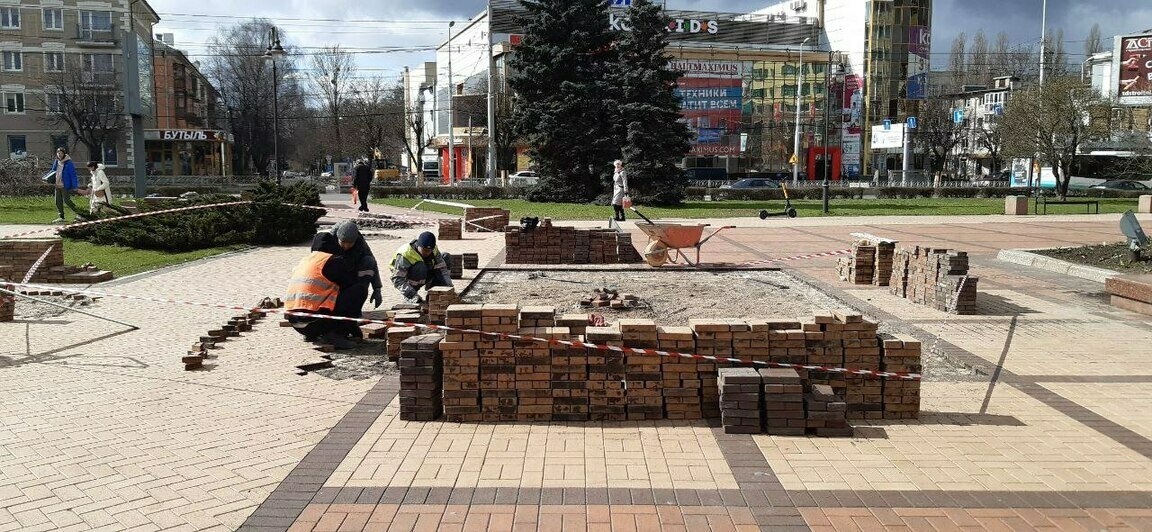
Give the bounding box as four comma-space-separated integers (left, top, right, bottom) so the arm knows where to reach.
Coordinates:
822, 52, 833, 214
447, 20, 456, 185
792, 37, 810, 186
264, 27, 286, 184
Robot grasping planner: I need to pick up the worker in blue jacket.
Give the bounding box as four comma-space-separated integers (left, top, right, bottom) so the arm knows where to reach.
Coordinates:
50, 148, 84, 223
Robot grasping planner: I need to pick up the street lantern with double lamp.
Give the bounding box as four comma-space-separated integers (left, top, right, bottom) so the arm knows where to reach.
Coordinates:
264, 27, 287, 183
792, 37, 810, 186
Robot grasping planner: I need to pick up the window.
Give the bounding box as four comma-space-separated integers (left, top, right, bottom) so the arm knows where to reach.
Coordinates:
80, 11, 112, 32
44, 52, 64, 72
102, 143, 117, 165
8, 135, 27, 157
44, 92, 62, 113
2, 51, 22, 71
42, 8, 62, 31
82, 53, 114, 73
4, 92, 25, 113
1, 7, 20, 29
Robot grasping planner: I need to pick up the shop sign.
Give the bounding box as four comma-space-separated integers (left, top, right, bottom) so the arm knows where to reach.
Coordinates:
158, 130, 220, 142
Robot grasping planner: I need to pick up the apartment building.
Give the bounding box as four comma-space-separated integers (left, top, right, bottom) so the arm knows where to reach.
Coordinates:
1, 0, 158, 171
146, 33, 231, 176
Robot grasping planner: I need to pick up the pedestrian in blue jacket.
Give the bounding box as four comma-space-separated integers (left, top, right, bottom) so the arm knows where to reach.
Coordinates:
50, 147, 83, 223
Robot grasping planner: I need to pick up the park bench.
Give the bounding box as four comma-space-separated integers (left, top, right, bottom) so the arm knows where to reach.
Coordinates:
1033, 194, 1100, 215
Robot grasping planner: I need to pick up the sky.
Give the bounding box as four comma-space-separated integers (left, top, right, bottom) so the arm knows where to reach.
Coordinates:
150, 0, 1152, 85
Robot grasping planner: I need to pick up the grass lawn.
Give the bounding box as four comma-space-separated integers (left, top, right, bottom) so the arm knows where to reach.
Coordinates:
1, 197, 247, 277
62, 240, 249, 277
0, 195, 97, 224
373, 197, 1143, 220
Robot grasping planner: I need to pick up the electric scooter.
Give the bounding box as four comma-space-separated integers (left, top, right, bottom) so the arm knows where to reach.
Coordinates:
759, 182, 798, 219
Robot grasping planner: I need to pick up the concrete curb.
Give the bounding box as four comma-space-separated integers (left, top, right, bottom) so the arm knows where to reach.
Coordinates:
996, 249, 1120, 283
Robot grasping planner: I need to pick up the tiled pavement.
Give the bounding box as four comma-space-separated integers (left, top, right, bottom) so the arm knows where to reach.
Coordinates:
4, 209, 1152, 531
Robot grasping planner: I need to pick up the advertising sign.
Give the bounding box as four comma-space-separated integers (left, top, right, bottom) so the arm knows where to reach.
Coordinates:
1118, 34, 1152, 105
841, 74, 863, 177
672, 60, 746, 156
1010, 158, 1031, 187
906, 26, 930, 101
870, 123, 905, 149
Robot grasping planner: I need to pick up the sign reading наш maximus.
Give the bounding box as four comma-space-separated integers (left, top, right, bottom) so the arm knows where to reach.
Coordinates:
1119, 35, 1152, 102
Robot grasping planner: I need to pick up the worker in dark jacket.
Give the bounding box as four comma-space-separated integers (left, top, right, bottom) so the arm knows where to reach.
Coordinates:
311, 222, 383, 326
284, 251, 363, 350
390, 231, 453, 303
352, 159, 373, 212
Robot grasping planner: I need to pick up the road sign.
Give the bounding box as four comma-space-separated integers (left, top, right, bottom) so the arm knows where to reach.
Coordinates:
882, 119, 892, 131
953, 109, 964, 124
907, 116, 918, 129
788, 154, 798, 165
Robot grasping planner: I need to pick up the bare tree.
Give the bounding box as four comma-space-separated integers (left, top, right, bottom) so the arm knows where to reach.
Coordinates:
205, 19, 305, 175
968, 30, 989, 86
343, 77, 404, 163
976, 117, 1006, 176
1085, 23, 1104, 57
399, 84, 436, 183
41, 58, 125, 163
1042, 28, 1068, 78
949, 33, 967, 89
310, 46, 357, 160
492, 72, 519, 173
918, 97, 966, 173
1000, 76, 1111, 198
991, 32, 1012, 79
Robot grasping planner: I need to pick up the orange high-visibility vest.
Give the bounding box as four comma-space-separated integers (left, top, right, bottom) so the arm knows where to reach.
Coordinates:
285, 252, 339, 312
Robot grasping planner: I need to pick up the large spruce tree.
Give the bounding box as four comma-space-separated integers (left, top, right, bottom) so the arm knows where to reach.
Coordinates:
614, 0, 692, 206
509, 0, 619, 203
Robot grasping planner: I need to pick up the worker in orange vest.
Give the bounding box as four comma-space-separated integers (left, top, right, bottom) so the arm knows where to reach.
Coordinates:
284, 250, 369, 350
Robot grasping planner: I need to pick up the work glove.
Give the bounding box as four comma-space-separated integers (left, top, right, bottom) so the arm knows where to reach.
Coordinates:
401, 285, 417, 300
405, 294, 424, 305
371, 289, 382, 309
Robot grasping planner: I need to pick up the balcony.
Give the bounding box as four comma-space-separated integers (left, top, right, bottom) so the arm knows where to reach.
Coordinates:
80, 70, 118, 87
76, 24, 117, 47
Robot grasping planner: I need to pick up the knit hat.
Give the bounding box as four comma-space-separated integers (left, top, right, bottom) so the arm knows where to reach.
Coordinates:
336, 221, 361, 243
416, 231, 436, 249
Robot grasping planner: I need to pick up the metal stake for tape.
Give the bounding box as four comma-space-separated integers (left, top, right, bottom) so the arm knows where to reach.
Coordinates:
0, 287, 138, 330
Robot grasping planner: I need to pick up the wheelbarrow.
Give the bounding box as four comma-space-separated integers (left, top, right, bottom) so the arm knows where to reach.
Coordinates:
630, 207, 734, 267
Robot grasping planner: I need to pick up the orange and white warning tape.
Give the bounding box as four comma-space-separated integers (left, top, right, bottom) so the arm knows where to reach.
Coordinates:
735, 248, 853, 267
21, 245, 55, 284
5, 281, 921, 380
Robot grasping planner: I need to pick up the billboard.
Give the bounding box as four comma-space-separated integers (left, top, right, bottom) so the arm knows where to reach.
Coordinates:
672, 60, 747, 156
1118, 34, 1152, 105
870, 123, 905, 149
906, 26, 930, 100
841, 74, 863, 176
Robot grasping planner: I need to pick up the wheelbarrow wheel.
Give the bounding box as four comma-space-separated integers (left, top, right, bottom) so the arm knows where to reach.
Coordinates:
643, 240, 670, 267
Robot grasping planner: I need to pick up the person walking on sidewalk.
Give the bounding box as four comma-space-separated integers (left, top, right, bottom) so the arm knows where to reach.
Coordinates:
86, 162, 130, 216
50, 148, 83, 223
353, 159, 374, 212
611, 159, 629, 222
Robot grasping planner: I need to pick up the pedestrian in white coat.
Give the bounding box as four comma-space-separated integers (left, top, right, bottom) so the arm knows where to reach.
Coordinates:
611, 159, 628, 221
86, 162, 130, 216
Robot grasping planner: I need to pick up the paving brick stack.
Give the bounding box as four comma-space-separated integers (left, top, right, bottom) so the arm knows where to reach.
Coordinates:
889, 246, 978, 315
691, 319, 740, 418
427, 287, 459, 325
438, 219, 462, 241
658, 326, 701, 420
441, 304, 483, 422
398, 334, 444, 421
805, 384, 853, 437
803, 312, 847, 402
873, 241, 896, 286
546, 328, 587, 421
463, 207, 510, 233
386, 326, 418, 362
504, 226, 643, 264
0, 238, 113, 283
513, 326, 555, 421
831, 311, 883, 420
477, 304, 520, 421
765, 321, 806, 380
556, 313, 589, 336
461, 253, 480, 269
586, 326, 626, 421
718, 367, 763, 434
619, 319, 663, 420
0, 292, 13, 322
449, 257, 464, 280
837, 241, 875, 284
881, 334, 922, 420
760, 367, 806, 436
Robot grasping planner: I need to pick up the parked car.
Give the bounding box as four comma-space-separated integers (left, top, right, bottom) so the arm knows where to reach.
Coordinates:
1089, 180, 1149, 191
719, 178, 782, 190
509, 170, 540, 186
